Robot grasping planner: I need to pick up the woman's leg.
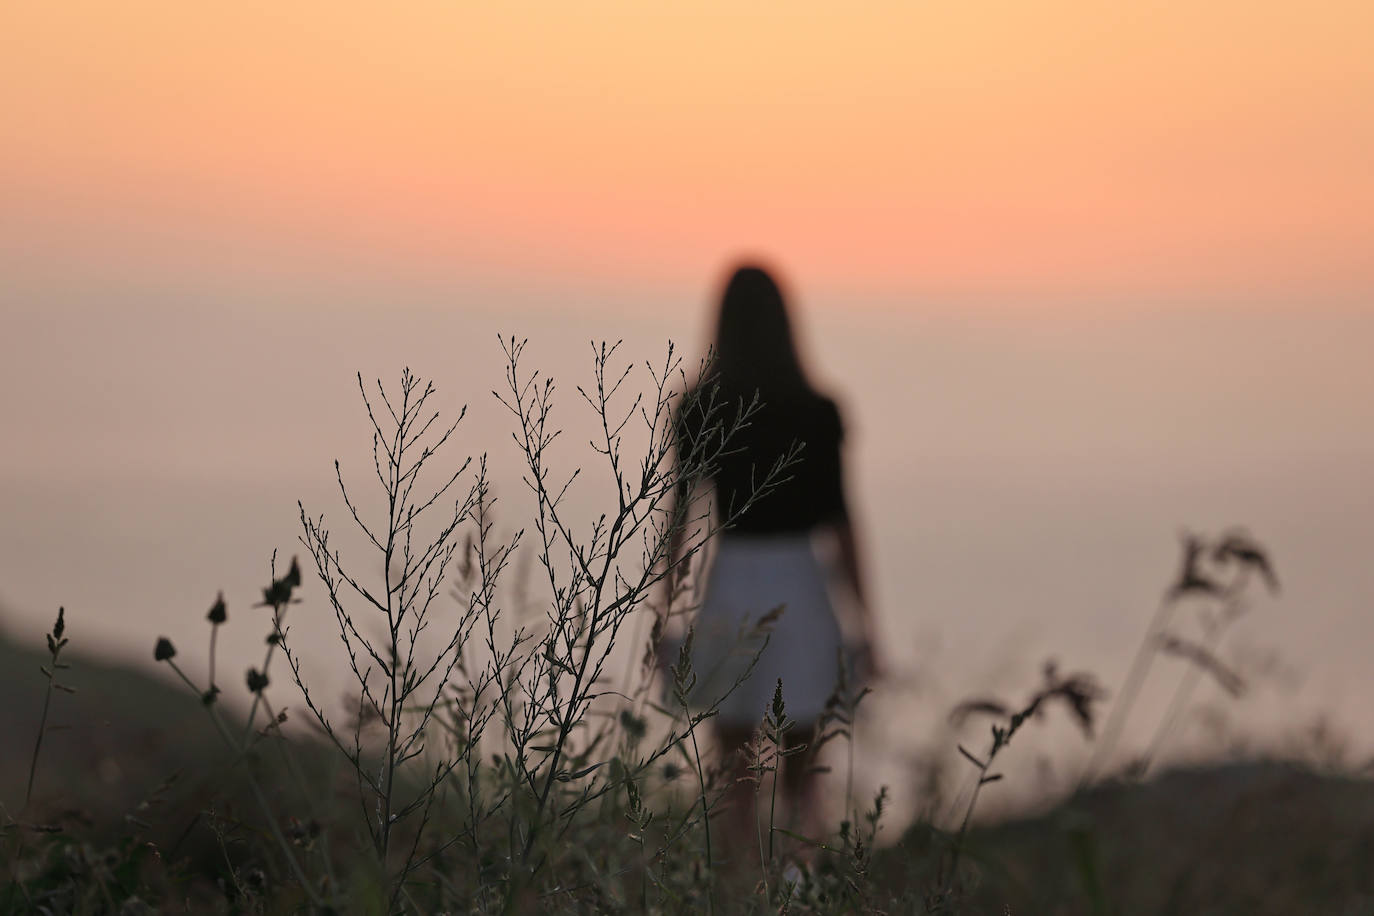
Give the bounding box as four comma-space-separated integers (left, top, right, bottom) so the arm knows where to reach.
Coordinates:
782, 723, 825, 855
713, 723, 761, 868
715, 722, 824, 866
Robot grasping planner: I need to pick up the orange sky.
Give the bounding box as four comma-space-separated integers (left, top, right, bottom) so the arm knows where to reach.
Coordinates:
2, 1, 1371, 305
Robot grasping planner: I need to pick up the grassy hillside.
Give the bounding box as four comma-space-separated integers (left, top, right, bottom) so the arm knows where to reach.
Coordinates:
2, 625, 211, 819
881, 761, 1374, 915
5, 617, 1372, 913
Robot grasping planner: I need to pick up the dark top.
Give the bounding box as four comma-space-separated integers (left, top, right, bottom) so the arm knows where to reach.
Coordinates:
677, 385, 849, 535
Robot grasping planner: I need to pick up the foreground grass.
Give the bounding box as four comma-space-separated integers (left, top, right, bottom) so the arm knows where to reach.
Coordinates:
4, 628, 1372, 914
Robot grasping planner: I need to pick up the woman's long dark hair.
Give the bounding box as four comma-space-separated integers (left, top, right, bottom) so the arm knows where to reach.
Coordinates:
710, 265, 813, 398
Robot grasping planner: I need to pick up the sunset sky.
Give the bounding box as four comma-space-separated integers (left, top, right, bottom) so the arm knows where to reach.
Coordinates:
3, 3, 1374, 779
3, 0, 1371, 308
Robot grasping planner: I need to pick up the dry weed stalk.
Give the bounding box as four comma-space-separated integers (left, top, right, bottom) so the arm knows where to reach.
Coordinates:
1080, 528, 1278, 786
939, 661, 1106, 908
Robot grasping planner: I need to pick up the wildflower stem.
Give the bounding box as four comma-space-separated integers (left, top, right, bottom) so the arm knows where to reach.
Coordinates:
23, 670, 56, 809
239, 606, 284, 748
25, 610, 67, 809
683, 714, 715, 916
165, 659, 324, 907
1080, 596, 1173, 788
768, 732, 781, 865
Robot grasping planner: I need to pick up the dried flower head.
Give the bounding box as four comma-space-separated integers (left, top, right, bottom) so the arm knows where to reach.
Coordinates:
1211, 530, 1279, 594
246, 668, 270, 694
207, 592, 227, 625
257, 557, 303, 609
1168, 532, 1223, 601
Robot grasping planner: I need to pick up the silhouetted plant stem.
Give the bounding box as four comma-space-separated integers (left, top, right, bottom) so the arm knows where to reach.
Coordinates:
945, 662, 1104, 905
670, 627, 716, 913
768, 743, 782, 866
1141, 587, 1252, 776
1085, 532, 1274, 787
762, 679, 799, 870
25, 608, 70, 809
846, 717, 857, 826
160, 658, 324, 907
1141, 661, 1206, 776
381, 426, 401, 864
1079, 596, 1173, 788
258, 691, 342, 895
207, 625, 217, 694
240, 635, 280, 745
945, 726, 1009, 891
685, 718, 715, 913
25, 680, 55, 810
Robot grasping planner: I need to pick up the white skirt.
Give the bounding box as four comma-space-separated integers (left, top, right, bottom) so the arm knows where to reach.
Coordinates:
684, 534, 845, 726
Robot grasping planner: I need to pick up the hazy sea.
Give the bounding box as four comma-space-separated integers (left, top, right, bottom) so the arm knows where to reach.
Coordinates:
3, 285, 1371, 817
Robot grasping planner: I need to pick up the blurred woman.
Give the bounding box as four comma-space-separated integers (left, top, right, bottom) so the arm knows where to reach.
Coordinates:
664, 263, 878, 851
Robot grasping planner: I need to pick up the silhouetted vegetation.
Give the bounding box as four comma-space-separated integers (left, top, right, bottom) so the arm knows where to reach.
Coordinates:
1, 341, 1366, 914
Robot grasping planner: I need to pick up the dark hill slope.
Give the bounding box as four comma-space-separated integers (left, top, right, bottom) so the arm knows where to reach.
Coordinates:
883, 761, 1374, 915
